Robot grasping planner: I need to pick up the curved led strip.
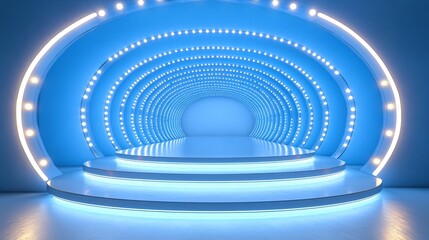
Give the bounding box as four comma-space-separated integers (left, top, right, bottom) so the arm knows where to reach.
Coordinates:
123, 62, 308, 148
119, 63, 290, 145
149, 81, 277, 141
128, 64, 299, 143
103, 49, 331, 151
316, 12, 401, 175
132, 74, 292, 145
103, 48, 300, 147
81, 28, 346, 154
123, 51, 323, 146
125, 67, 290, 145
16, 13, 98, 181
147, 76, 280, 142
135, 76, 275, 143
146, 74, 281, 144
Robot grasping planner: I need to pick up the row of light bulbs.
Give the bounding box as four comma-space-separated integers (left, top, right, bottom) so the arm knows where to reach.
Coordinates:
79, 28, 353, 157
122, 66, 294, 146
95, 46, 335, 152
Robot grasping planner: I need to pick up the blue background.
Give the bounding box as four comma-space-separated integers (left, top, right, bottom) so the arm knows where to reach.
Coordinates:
181, 97, 255, 137
0, 0, 428, 191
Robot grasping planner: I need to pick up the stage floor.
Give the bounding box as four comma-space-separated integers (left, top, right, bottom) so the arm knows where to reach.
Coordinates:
116, 137, 314, 161
1, 188, 429, 240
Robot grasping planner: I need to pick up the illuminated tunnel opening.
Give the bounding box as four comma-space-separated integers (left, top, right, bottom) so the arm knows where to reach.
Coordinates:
181, 97, 255, 137
17, 0, 401, 210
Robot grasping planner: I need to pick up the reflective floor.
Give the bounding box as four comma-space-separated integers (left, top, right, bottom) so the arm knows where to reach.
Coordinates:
1, 188, 428, 240
116, 137, 314, 161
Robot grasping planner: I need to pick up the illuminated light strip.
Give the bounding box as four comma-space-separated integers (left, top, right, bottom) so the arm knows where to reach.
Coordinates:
108, 50, 316, 146
132, 64, 300, 145
145, 75, 279, 144
155, 85, 272, 141
131, 71, 288, 145
116, 157, 314, 167
125, 66, 293, 146
82, 29, 344, 155
119, 64, 290, 146
53, 194, 380, 215
317, 13, 401, 176
112, 50, 323, 148
16, 13, 98, 181
84, 170, 345, 185
113, 52, 298, 146
131, 63, 293, 144
138, 77, 286, 143
136, 78, 267, 142
134, 75, 275, 143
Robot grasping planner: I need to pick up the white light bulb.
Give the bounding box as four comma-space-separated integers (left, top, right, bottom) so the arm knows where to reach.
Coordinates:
309, 9, 317, 16
289, 3, 297, 10
25, 129, 35, 137
24, 103, 33, 111
138, 0, 144, 6
39, 159, 48, 167
116, 3, 124, 10
380, 80, 389, 87
385, 130, 394, 137
372, 158, 381, 165
272, 0, 279, 7
98, 10, 106, 17
387, 103, 395, 110
30, 77, 39, 84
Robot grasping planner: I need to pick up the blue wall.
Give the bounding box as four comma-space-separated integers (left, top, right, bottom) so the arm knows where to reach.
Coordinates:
181, 97, 255, 137
0, 0, 428, 191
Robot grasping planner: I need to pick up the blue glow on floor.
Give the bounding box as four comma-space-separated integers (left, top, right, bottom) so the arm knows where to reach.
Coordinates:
82, 170, 346, 185
51, 194, 380, 217
1, 189, 428, 240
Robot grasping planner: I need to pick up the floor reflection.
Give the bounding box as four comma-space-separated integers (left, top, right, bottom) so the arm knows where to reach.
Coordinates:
1, 189, 428, 240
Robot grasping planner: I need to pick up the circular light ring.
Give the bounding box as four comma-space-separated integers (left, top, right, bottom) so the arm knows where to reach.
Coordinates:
120, 64, 290, 145
145, 80, 274, 142
124, 65, 300, 147
121, 64, 301, 148
156, 86, 274, 136
103, 50, 328, 151
125, 68, 290, 145
17, 3, 401, 181
135, 79, 268, 142
135, 76, 271, 143
148, 76, 279, 142
155, 85, 279, 142
127, 61, 300, 144
102, 48, 327, 150
90, 58, 342, 158
132, 74, 293, 146
146, 70, 297, 144
150, 75, 282, 142
82, 28, 347, 156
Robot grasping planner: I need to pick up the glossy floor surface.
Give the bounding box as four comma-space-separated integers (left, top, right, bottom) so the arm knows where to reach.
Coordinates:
116, 137, 314, 161
1, 188, 428, 240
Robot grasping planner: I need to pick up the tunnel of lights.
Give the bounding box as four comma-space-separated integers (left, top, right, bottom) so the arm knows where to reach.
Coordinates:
17, 0, 401, 211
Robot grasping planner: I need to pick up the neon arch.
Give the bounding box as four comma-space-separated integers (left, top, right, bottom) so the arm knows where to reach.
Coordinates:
16, 0, 400, 190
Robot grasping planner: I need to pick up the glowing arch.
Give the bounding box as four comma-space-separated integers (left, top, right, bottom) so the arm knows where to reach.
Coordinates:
16, 1, 401, 183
